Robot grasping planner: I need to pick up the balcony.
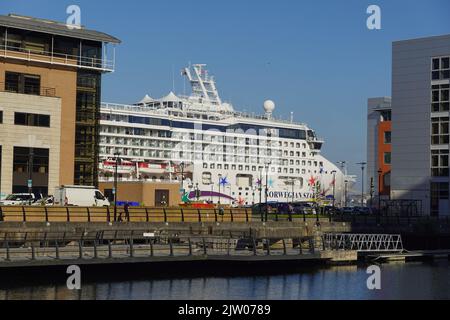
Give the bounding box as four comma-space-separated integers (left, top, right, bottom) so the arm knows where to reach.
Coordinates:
0, 82, 56, 97
0, 44, 115, 72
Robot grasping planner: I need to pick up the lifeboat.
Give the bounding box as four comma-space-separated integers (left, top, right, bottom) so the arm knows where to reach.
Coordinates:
99, 159, 135, 174
138, 162, 168, 174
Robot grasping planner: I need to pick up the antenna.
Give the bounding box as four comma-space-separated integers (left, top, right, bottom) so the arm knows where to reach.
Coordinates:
172, 64, 175, 92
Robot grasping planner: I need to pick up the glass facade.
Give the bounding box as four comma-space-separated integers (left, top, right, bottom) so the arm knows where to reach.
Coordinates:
74, 71, 102, 186
12, 147, 49, 196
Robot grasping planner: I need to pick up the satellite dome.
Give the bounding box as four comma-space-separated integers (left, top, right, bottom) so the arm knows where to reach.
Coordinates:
263, 100, 275, 113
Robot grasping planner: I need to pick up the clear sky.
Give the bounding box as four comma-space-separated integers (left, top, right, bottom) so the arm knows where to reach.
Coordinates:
2, 0, 450, 189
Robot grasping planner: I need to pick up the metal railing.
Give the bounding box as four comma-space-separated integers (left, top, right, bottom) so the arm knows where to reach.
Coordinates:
0, 231, 320, 264
0, 206, 253, 223
0, 82, 56, 97
323, 233, 404, 252
0, 44, 115, 72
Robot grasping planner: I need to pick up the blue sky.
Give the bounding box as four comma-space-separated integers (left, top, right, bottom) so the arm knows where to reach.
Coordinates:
2, 0, 450, 188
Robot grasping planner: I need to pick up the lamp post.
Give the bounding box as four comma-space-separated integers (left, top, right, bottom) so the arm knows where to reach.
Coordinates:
180, 161, 185, 194
28, 148, 34, 205
264, 161, 271, 222
357, 162, 367, 208
331, 170, 337, 209
337, 161, 347, 207
113, 152, 121, 222
218, 174, 222, 205
378, 168, 383, 214
344, 180, 349, 207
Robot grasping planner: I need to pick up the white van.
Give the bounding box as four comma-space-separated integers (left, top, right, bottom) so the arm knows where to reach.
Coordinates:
54, 186, 110, 207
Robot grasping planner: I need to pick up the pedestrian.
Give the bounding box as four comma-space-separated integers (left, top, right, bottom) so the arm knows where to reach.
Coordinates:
124, 201, 130, 222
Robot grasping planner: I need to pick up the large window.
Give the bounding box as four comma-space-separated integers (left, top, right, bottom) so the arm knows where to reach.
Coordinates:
431, 182, 449, 216
384, 152, 391, 165
13, 147, 49, 196
380, 110, 392, 122
14, 112, 50, 127
384, 131, 392, 144
5, 72, 41, 95
431, 117, 449, 145
431, 84, 449, 112
431, 149, 449, 177
432, 57, 450, 80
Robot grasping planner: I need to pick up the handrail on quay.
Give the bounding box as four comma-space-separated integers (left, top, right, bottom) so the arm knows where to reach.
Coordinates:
0, 206, 253, 223
0, 230, 321, 265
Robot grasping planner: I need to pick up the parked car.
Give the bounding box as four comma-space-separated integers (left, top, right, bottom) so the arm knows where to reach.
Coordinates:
353, 207, 372, 215
341, 207, 355, 214
293, 203, 317, 215
0, 193, 36, 206
32, 196, 55, 206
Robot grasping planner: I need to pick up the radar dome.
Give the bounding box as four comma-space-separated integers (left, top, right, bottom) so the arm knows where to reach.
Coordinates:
263, 100, 275, 113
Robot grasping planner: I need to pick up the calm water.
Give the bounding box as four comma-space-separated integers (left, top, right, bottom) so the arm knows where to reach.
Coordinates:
0, 261, 449, 300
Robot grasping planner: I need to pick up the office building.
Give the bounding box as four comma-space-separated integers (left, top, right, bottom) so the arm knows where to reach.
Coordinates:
0, 14, 120, 197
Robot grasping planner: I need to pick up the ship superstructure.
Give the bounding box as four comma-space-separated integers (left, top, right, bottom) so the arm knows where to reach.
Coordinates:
99, 64, 348, 205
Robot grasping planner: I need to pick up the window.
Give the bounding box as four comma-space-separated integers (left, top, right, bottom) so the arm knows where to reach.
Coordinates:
431, 182, 449, 216
380, 110, 392, 122
384, 152, 391, 165
431, 84, 450, 112
384, 131, 392, 144
5, 72, 41, 95
431, 117, 449, 145
432, 57, 450, 81
431, 149, 449, 177
14, 113, 50, 127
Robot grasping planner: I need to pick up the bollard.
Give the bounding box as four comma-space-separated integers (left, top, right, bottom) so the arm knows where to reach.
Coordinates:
6, 241, 10, 261
129, 238, 134, 258
55, 241, 60, 259
202, 238, 207, 255
188, 238, 192, 256
108, 240, 112, 259
169, 238, 174, 256
266, 239, 271, 256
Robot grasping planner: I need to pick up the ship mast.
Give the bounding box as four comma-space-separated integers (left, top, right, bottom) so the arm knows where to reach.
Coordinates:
182, 64, 222, 106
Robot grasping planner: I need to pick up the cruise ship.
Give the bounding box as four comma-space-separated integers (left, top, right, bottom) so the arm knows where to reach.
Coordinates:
99, 64, 348, 206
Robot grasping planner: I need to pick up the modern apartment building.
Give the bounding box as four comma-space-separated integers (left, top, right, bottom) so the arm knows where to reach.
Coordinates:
0, 14, 120, 197
367, 97, 392, 202
374, 34, 450, 216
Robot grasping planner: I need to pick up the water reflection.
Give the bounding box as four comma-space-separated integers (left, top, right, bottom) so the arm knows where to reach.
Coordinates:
0, 262, 449, 300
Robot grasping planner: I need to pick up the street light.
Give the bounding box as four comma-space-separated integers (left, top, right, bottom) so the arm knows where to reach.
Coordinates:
28, 148, 34, 205
218, 174, 223, 205
357, 162, 367, 208
113, 152, 121, 222
180, 161, 185, 194
331, 170, 337, 209
264, 161, 271, 222
337, 161, 347, 207
344, 180, 349, 207
378, 168, 383, 214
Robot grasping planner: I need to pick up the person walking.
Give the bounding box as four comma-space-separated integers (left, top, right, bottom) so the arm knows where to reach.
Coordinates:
124, 201, 130, 222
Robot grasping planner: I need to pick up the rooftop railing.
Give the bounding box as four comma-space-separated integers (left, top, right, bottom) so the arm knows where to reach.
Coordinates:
0, 82, 56, 97
0, 44, 115, 72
